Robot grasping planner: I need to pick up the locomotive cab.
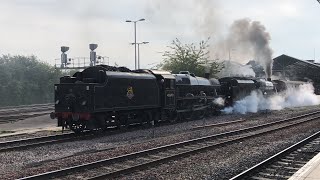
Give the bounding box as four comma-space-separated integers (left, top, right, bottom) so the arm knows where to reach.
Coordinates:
146, 70, 176, 109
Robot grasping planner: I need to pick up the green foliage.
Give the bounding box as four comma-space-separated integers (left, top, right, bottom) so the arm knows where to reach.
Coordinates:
0, 55, 62, 106
161, 38, 223, 77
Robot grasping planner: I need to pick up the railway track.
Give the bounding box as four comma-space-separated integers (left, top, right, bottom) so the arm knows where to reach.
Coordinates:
0, 118, 240, 152
19, 111, 320, 179
0, 103, 53, 115
0, 103, 53, 110
230, 131, 320, 180
0, 103, 53, 124
0, 132, 88, 152
191, 118, 245, 130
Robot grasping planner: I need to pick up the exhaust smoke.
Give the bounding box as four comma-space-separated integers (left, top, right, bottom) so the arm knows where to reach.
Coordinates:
221, 19, 273, 78
222, 83, 320, 114
145, 2, 274, 78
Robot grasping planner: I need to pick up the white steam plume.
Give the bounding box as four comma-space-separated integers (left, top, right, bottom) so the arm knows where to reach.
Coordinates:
216, 60, 255, 78
222, 83, 320, 114
213, 97, 225, 106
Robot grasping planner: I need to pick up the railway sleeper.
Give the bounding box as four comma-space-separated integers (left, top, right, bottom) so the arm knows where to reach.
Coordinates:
282, 166, 300, 171
261, 172, 291, 179
251, 176, 272, 180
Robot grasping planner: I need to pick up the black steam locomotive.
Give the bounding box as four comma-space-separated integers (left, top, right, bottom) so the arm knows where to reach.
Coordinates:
51, 65, 221, 132
51, 64, 307, 133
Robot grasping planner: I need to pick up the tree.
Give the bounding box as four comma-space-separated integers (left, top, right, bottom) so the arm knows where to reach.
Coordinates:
0, 55, 63, 106
161, 38, 223, 77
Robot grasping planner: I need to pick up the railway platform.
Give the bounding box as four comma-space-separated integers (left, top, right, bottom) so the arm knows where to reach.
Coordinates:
289, 152, 320, 180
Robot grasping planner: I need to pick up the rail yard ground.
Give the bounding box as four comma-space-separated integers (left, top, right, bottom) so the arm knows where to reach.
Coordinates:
0, 115, 59, 137
0, 104, 319, 179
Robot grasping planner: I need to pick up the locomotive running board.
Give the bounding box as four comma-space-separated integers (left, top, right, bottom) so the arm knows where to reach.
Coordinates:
177, 105, 209, 113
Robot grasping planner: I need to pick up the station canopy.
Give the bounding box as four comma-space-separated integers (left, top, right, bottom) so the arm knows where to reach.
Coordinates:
272, 54, 320, 83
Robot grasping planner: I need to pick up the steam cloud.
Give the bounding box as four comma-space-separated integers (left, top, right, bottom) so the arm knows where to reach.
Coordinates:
222, 83, 320, 114
146, 2, 273, 78
216, 60, 255, 78
213, 97, 225, 106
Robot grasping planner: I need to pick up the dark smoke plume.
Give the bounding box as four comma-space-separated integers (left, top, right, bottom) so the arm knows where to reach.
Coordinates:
223, 19, 273, 78
145, 2, 273, 78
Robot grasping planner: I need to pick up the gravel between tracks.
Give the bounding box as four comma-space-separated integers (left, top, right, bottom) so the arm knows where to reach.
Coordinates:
0, 105, 319, 179
124, 116, 320, 179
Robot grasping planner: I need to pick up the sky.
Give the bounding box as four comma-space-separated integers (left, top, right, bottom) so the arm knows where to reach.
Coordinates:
0, 0, 319, 69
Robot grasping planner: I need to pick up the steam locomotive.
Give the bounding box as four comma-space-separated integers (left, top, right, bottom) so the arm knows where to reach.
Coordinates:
51, 65, 306, 133
51, 65, 223, 132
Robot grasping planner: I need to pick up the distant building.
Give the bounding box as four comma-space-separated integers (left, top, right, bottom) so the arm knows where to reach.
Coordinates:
246, 54, 320, 94
272, 54, 320, 94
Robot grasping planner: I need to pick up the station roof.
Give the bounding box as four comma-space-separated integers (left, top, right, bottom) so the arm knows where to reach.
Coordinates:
273, 54, 320, 83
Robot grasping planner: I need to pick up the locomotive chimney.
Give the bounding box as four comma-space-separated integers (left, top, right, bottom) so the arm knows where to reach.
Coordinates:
89, 44, 98, 66
267, 77, 271, 81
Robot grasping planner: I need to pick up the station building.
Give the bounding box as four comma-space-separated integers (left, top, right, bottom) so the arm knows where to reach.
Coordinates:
272, 54, 320, 94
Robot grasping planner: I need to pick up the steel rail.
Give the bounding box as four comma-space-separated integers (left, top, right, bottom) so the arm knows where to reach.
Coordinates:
191, 119, 245, 130
229, 131, 320, 180
0, 103, 53, 110
19, 111, 320, 180
0, 132, 91, 152
0, 111, 52, 124
0, 106, 53, 115
88, 115, 320, 180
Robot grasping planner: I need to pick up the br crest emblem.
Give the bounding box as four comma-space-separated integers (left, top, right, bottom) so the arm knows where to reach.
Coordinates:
127, 86, 134, 99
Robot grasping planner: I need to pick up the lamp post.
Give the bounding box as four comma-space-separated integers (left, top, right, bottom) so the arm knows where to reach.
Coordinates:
131, 41, 149, 69
126, 18, 145, 69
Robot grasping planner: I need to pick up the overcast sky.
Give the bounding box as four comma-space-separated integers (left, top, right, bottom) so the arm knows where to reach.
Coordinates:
0, 0, 319, 69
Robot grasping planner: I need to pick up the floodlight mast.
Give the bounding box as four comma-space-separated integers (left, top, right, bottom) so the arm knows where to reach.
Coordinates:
60, 46, 69, 68
89, 44, 98, 66
126, 18, 145, 69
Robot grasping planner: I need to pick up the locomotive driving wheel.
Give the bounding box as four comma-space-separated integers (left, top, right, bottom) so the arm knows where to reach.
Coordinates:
183, 112, 194, 120
168, 110, 178, 123
181, 105, 195, 121
181, 93, 195, 121
195, 109, 206, 119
